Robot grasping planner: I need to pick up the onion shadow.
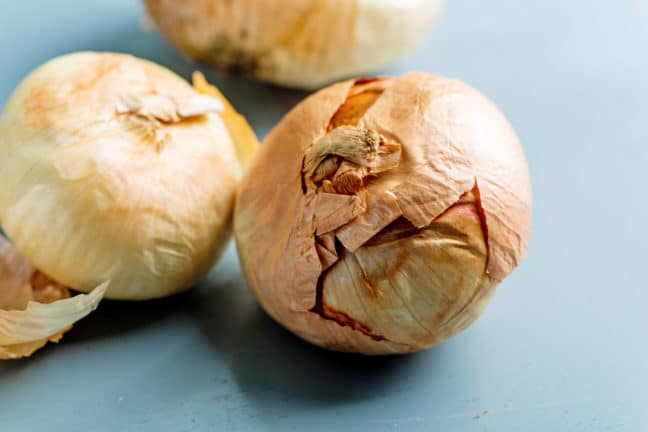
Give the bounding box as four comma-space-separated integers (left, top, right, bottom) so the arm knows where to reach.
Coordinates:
185, 262, 443, 408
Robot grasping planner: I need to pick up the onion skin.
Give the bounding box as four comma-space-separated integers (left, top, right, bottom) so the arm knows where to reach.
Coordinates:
0, 236, 107, 359
144, 0, 445, 89
0, 52, 257, 300
234, 73, 532, 354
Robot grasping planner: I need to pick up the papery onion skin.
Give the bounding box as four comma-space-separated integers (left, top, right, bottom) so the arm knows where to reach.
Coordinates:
0, 236, 107, 359
144, 0, 445, 89
0, 52, 257, 300
234, 73, 532, 354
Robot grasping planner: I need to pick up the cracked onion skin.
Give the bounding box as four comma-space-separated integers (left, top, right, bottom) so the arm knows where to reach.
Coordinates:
144, 0, 445, 89
234, 73, 532, 354
0, 52, 257, 300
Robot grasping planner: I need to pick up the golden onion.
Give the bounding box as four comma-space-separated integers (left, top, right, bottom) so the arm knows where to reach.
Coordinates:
144, 0, 445, 89
0, 52, 257, 357
234, 74, 532, 354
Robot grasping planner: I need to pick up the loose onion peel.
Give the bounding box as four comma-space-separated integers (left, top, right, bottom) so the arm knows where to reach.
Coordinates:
0, 236, 107, 359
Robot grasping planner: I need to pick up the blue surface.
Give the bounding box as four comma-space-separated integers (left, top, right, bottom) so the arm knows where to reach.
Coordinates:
1, 0, 647, 430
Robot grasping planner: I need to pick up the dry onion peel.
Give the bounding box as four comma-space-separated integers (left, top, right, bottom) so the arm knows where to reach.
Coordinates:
0, 52, 258, 301
234, 73, 532, 354
0, 237, 107, 359
144, 0, 445, 89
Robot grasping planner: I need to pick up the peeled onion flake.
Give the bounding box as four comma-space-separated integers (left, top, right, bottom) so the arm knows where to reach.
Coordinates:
0, 237, 108, 359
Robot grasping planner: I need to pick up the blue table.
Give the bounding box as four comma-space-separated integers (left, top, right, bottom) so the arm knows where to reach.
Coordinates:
1, 1, 646, 430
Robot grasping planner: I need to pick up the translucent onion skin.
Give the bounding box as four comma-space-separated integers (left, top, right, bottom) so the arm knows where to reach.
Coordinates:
0, 52, 257, 300
234, 74, 532, 354
144, 0, 445, 89
0, 236, 107, 359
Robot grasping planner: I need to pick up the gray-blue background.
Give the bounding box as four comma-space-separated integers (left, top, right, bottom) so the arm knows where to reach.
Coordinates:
1, 1, 646, 430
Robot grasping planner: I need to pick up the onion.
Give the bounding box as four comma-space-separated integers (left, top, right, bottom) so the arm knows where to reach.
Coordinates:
234, 74, 532, 354
144, 0, 445, 89
0, 52, 257, 356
